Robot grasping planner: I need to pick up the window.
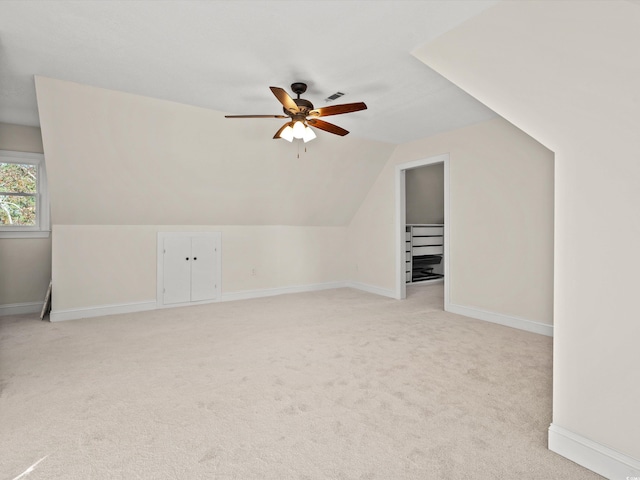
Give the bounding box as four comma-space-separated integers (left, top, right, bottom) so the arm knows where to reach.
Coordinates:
0, 150, 49, 238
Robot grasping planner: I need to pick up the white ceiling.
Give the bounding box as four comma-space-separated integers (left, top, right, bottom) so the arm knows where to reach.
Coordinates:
0, 0, 498, 144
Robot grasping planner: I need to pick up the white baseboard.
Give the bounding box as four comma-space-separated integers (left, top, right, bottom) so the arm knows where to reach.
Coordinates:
346, 281, 396, 299
446, 302, 553, 337
549, 423, 640, 479
0, 302, 43, 316
50, 300, 156, 322
48, 281, 398, 322
220, 281, 348, 303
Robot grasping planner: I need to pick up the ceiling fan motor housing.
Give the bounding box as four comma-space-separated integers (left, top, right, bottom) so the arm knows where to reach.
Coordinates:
280, 82, 313, 115
293, 98, 314, 111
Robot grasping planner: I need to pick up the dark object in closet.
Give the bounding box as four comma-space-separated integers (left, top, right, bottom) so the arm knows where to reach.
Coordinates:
412, 255, 443, 282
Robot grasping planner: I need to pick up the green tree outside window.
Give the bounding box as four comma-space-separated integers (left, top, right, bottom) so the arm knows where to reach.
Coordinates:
0, 163, 38, 226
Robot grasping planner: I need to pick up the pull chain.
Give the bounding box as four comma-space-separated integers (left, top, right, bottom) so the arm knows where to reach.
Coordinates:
295, 141, 308, 159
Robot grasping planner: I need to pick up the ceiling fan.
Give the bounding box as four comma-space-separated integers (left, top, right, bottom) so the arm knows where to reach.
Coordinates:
225, 82, 367, 142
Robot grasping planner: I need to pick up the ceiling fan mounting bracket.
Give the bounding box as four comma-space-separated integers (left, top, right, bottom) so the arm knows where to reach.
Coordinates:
290, 82, 307, 97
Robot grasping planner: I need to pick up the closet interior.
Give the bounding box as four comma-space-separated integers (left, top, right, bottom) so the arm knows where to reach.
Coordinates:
405, 162, 445, 285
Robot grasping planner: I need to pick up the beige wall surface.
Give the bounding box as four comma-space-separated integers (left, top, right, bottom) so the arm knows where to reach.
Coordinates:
405, 163, 444, 224
348, 117, 554, 325
413, 0, 640, 461
0, 122, 44, 153
35, 76, 394, 227
0, 238, 51, 305
0, 123, 51, 306
52, 225, 348, 312
34, 77, 382, 314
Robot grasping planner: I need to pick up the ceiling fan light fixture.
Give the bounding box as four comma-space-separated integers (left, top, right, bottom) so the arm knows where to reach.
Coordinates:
226, 83, 366, 141
280, 125, 294, 142
302, 126, 316, 143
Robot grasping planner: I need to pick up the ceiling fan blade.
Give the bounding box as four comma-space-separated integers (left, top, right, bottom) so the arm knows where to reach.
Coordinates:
270, 86, 299, 113
273, 122, 292, 139
308, 102, 367, 117
307, 118, 349, 136
225, 114, 289, 118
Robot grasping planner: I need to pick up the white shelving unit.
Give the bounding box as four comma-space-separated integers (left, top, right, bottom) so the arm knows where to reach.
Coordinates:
406, 224, 444, 284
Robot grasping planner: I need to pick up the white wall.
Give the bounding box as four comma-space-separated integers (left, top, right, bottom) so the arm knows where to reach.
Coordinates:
0, 123, 51, 309
35, 77, 394, 227
34, 77, 394, 314
52, 225, 347, 312
348, 117, 554, 325
413, 0, 640, 466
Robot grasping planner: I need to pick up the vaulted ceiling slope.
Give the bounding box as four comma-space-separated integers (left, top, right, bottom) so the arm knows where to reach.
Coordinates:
36, 76, 395, 226
1, 0, 497, 144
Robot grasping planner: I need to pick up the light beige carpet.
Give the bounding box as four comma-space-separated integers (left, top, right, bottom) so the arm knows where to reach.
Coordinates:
1, 285, 602, 479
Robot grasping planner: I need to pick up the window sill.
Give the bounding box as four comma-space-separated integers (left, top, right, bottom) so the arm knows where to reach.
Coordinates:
0, 230, 51, 239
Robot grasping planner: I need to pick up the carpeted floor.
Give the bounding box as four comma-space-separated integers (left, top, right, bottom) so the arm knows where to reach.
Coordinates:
0, 285, 602, 479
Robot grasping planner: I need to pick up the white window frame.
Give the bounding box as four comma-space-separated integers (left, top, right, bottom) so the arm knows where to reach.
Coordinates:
0, 150, 50, 238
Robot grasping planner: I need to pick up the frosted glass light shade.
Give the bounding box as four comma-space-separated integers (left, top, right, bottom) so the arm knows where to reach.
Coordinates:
302, 126, 316, 143
280, 125, 294, 142
292, 121, 305, 139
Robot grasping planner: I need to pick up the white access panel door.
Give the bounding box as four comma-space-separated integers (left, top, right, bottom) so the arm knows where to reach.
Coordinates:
190, 236, 218, 302
158, 232, 221, 307
163, 236, 193, 305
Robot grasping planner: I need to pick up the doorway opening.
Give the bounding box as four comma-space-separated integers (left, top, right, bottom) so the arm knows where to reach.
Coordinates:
395, 153, 450, 303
